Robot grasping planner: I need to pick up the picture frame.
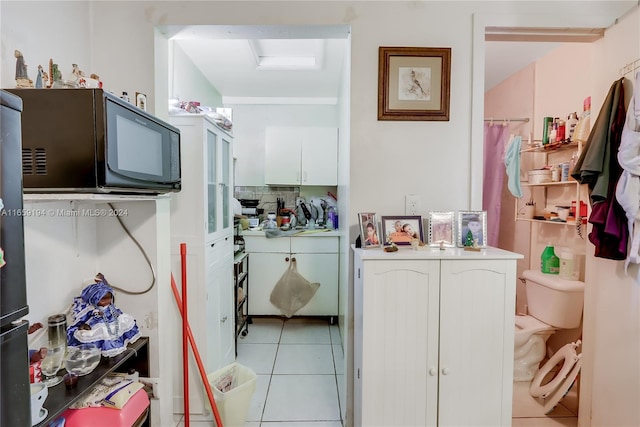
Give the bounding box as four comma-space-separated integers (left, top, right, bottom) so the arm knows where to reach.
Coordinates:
457, 211, 487, 248
135, 92, 147, 111
378, 46, 451, 121
428, 211, 455, 247
358, 212, 381, 249
381, 215, 424, 246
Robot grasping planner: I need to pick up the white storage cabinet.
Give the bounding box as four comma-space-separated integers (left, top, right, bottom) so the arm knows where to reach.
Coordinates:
264, 126, 338, 186
168, 115, 235, 415
244, 234, 339, 318
353, 246, 521, 426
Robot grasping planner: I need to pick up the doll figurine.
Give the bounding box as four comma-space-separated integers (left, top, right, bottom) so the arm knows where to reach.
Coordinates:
67, 273, 141, 357
14, 50, 33, 88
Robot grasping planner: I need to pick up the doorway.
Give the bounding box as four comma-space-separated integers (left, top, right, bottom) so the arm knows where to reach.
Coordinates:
155, 24, 351, 425
484, 30, 602, 426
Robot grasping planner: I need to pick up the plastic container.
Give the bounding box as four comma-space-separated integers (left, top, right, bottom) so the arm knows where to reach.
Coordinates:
541, 245, 560, 274
528, 169, 552, 184
559, 251, 579, 280
206, 362, 256, 426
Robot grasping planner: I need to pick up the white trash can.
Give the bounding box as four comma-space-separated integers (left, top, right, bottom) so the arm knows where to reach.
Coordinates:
206, 362, 256, 426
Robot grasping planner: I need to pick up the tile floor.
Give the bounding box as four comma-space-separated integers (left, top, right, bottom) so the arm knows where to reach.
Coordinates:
174, 317, 344, 426
174, 317, 580, 427
512, 374, 579, 427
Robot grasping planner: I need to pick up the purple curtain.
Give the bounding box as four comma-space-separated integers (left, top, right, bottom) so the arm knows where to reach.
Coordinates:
483, 123, 510, 247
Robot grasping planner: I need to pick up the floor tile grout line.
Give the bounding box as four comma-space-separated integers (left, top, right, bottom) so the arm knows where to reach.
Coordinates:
257, 319, 284, 425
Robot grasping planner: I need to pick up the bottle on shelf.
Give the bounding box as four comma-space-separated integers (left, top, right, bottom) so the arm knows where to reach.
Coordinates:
541, 245, 560, 274
573, 96, 591, 143
566, 112, 578, 141
542, 117, 553, 145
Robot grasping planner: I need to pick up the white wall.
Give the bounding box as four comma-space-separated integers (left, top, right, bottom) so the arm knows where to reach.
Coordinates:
0, 2, 92, 90
170, 41, 223, 108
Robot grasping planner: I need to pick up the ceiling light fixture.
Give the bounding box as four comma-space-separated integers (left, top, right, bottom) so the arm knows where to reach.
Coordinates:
248, 39, 324, 70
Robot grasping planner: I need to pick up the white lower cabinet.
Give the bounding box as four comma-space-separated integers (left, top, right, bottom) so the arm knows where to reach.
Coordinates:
353, 247, 519, 427
244, 234, 339, 317
206, 236, 235, 369
171, 234, 235, 415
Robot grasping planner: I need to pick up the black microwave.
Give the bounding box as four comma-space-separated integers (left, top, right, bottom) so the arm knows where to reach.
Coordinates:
6, 88, 181, 194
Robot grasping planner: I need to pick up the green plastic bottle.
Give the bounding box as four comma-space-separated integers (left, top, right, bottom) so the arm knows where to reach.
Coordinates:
541, 245, 560, 274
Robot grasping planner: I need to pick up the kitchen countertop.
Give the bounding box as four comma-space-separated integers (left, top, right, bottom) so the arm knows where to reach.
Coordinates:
242, 228, 341, 237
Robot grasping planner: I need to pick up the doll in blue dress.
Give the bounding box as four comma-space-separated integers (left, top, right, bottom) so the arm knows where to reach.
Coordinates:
67, 273, 141, 357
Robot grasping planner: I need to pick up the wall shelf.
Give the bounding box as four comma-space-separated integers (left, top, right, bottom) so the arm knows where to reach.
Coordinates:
520, 141, 582, 154
35, 337, 149, 427
23, 193, 171, 203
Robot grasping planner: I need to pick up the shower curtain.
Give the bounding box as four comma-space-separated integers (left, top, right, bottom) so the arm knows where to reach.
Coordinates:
483, 123, 510, 247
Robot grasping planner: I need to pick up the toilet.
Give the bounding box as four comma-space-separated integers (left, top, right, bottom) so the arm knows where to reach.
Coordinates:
514, 269, 585, 382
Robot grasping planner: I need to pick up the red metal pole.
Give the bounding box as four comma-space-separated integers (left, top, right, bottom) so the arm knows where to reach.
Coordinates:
171, 273, 224, 427
181, 243, 189, 427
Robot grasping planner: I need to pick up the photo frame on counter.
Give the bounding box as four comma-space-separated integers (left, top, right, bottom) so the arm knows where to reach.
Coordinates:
358, 212, 381, 249
428, 211, 455, 247
457, 211, 487, 248
135, 92, 147, 111
378, 46, 451, 121
381, 215, 424, 245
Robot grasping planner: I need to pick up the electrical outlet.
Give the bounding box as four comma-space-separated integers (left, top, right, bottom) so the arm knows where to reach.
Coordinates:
405, 195, 420, 215
139, 377, 160, 399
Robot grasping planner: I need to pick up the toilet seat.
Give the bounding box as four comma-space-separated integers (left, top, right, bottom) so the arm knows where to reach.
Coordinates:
515, 314, 554, 333
530, 340, 581, 398
544, 357, 582, 415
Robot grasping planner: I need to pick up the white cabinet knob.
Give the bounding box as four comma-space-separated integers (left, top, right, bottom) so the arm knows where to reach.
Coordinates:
429, 368, 437, 376
441, 367, 450, 375
221, 316, 228, 323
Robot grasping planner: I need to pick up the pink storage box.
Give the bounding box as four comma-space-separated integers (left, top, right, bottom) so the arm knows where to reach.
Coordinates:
60, 388, 149, 427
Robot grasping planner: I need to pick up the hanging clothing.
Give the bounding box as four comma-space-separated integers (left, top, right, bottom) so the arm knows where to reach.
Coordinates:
483, 122, 510, 247
615, 72, 640, 277
504, 135, 523, 198
572, 78, 628, 260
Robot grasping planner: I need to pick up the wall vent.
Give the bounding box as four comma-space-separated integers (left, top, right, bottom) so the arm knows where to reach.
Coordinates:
22, 148, 47, 176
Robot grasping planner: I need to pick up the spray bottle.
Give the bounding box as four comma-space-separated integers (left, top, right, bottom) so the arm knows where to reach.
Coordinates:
541, 244, 560, 274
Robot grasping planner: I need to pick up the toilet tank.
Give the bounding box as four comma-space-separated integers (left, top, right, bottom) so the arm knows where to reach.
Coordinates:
522, 269, 585, 328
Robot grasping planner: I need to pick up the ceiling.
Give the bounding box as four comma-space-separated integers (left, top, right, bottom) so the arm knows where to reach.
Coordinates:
163, 6, 635, 102
165, 25, 350, 101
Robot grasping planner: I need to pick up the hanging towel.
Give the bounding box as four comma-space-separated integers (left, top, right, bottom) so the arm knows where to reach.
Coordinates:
615, 72, 640, 277
504, 135, 523, 198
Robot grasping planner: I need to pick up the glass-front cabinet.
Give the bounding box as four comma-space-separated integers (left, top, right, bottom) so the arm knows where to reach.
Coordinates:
207, 128, 218, 236
167, 114, 235, 416
204, 118, 233, 242
169, 114, 233, 244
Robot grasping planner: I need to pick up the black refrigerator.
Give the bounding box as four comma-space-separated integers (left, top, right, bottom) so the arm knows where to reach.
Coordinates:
0, 89, 31, 426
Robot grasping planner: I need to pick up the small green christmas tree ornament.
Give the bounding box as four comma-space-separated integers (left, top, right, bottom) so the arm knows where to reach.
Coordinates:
465, 229, 474, 247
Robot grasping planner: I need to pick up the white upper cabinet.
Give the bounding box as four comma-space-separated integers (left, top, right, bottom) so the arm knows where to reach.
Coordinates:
265, 126, 338, 186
